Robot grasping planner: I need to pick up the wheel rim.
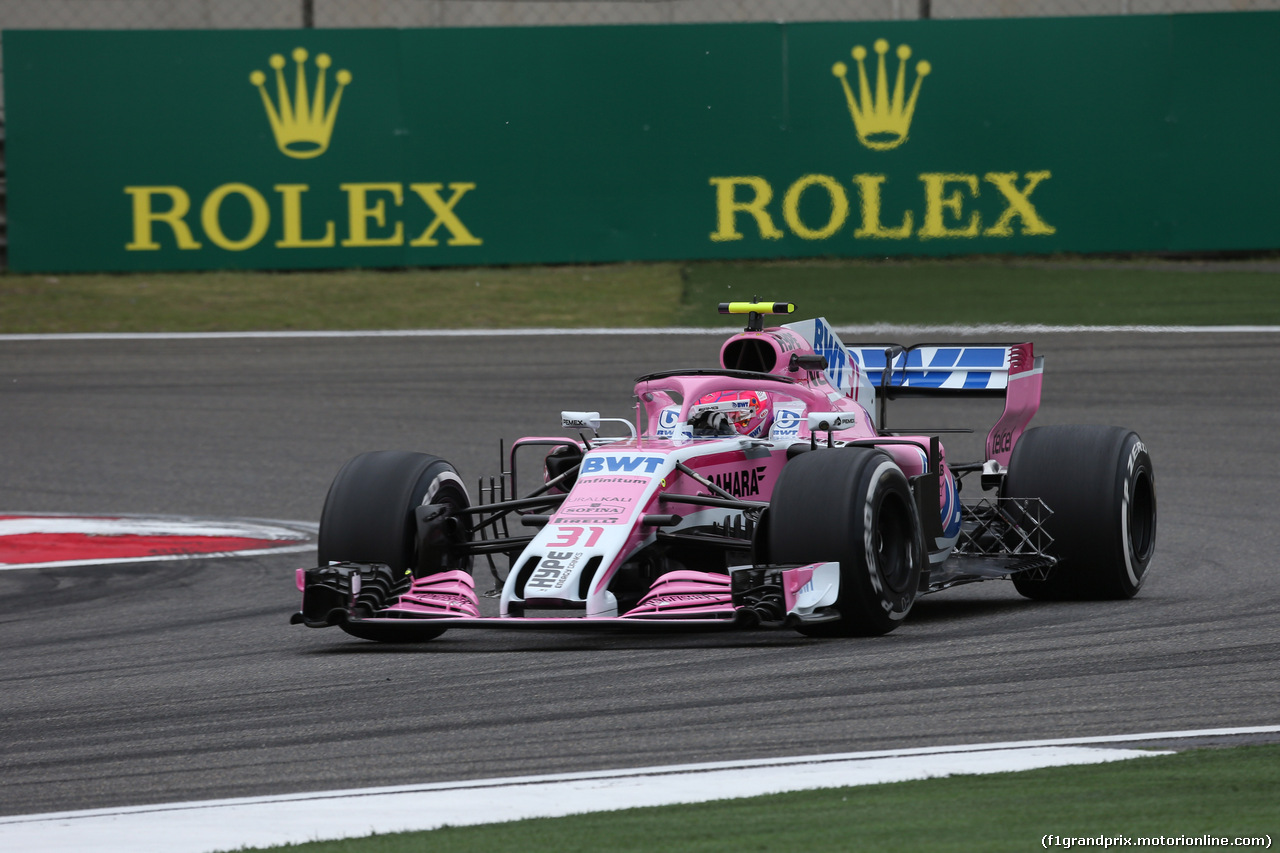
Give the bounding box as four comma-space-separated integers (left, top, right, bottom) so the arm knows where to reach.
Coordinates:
874, 491, 915, 595
422, 481, 472, 573
1128, 469, 1156, 564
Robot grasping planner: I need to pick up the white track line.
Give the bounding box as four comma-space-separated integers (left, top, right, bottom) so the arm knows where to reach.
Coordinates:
1, 325, 1279, 342
2, 725, 1275, 853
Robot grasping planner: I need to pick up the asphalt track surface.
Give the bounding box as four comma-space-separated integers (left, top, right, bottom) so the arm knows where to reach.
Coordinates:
2, 331, 1278, 818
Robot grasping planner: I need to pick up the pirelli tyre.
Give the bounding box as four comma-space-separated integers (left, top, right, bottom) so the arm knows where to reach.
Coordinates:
318, 451, 472, 641
767, 447, 924, 637
1004, 425, 1156, 601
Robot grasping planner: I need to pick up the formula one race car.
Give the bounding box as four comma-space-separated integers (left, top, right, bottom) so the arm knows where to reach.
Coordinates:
292, 302, 1157, 641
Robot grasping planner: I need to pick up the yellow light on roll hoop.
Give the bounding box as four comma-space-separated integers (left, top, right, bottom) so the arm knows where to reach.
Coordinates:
718, 302, 795, 315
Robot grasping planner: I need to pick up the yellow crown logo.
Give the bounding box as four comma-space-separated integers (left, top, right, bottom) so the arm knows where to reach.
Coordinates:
249, 48, 351, 159
832, 39, 930, 151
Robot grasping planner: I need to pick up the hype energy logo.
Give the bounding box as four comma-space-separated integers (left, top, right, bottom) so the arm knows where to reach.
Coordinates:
123, 47, 483, 256
709, 37, 1056, 249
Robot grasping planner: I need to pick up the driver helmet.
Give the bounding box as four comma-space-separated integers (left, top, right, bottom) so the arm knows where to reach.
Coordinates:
694, 390, 772, 438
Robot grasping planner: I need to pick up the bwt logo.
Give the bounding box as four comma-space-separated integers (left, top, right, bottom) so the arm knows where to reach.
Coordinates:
774, 408, 801, 432
811, 320, 850, 391
659, 409, 681, 430
580, 455, 666, 475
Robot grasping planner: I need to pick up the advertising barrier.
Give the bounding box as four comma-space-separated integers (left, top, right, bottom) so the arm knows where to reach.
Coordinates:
5, 12, 1278, 272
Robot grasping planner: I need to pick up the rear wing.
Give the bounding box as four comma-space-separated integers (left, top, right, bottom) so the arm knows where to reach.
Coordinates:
845, 342, 1044, 468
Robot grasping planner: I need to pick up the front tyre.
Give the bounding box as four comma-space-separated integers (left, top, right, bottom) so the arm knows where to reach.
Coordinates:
1005, 426, 1156, 600
318, 451, 472, 641
768, 448, 924, 637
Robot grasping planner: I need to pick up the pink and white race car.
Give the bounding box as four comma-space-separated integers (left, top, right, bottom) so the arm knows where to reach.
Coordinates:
293, 303, 1157, 641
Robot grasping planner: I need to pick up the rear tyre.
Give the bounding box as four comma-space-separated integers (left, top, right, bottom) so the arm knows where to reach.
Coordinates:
1005, 426, 1156, 600
318, 451, 472, 641
768, 448, 923, 637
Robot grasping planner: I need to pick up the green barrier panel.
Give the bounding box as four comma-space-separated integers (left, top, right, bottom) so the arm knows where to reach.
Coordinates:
5, 13, 1279, 272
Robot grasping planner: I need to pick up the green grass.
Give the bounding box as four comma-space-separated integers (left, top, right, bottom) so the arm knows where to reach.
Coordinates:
3, 257, 1278, 333
238, 744, 1280, 852
677, 259, 1280, 327
0, 264, 684, 333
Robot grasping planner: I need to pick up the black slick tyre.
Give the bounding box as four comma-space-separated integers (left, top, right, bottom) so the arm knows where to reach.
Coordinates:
1004, 425, 1156, 600
767, 448, 923, 637
318, 451, 471, 641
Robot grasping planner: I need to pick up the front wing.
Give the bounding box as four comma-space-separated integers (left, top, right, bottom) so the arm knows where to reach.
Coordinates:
291, 561, 842, 634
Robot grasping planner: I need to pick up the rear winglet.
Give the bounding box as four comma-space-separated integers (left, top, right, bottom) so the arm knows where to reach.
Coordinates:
849, 342, 1043, 466
853, 344, 1015, 396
